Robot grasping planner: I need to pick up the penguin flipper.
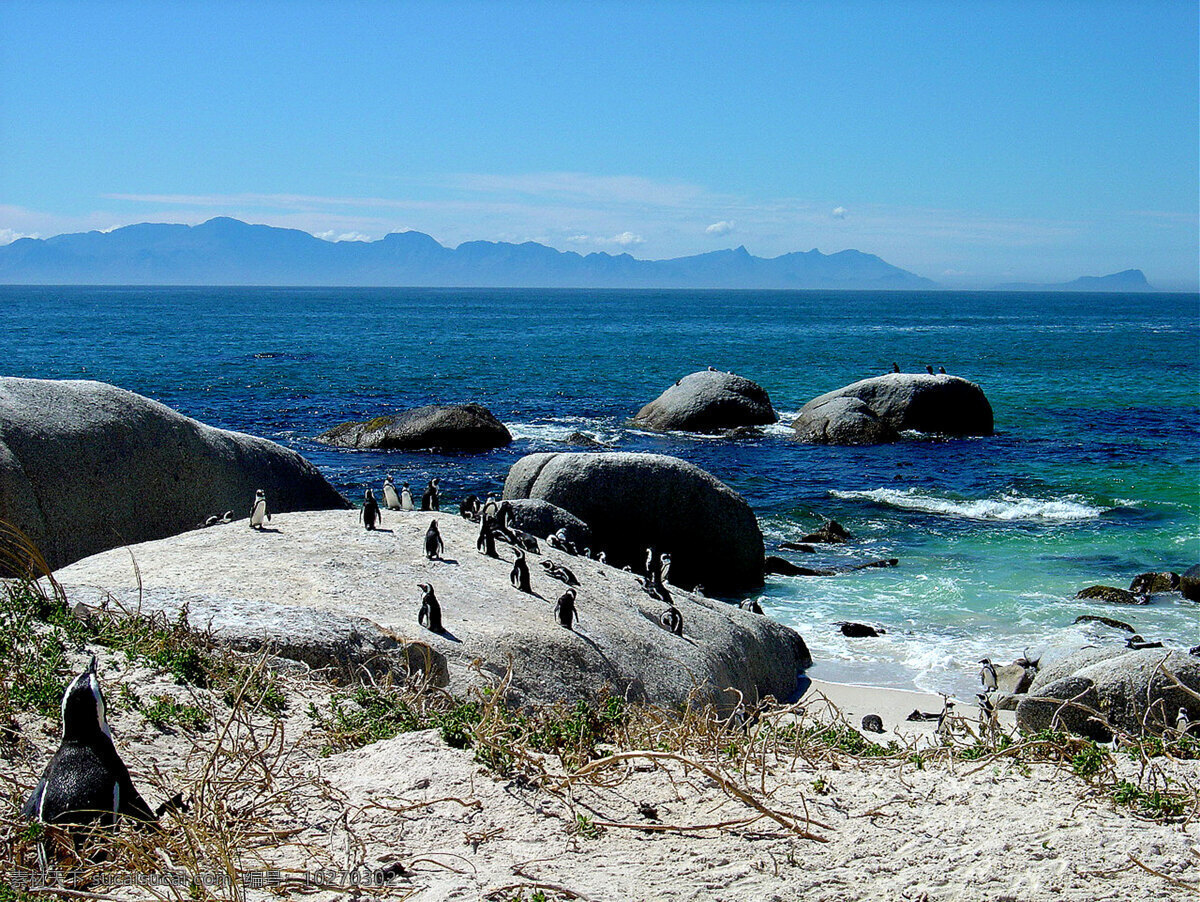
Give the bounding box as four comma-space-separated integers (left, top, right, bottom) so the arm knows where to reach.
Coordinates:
21, 776, 47, 820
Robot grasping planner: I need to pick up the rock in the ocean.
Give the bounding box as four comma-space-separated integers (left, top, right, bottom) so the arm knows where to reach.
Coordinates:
1017, 647, 1200, 739
1129, 571, 1180, 596
56, 512, 809, 712
1180, 564, 1200, 602
503, 452, 764, 593
632, 370, 776, 433
801, 520, 853, 544
318, 403, 511, 450
0, 377, 348, 570
1076, 585, 1144, 605
837, 622, 885, 638
793, 373, 993, 445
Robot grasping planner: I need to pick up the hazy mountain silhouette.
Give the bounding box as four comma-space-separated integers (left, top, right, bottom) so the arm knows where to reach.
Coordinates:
0, 217, 939, 289
994, 269, 1154, 292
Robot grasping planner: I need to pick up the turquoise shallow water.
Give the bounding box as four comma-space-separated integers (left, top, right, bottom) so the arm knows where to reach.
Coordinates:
1, 286, 1196, 698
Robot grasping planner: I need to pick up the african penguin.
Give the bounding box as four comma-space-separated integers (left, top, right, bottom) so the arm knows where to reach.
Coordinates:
510, 549, 531, 593
540, 559, 579, 586
417, 583, 442, 633
360, 488, 382, 530
739, 598, 764, 615
249, 489, 270, 529
861, 714, 884, 734
401, 482, 414, 511
554, 588, 577, 629
658, 553, 672, 587
659, 603, 683, 636
925, 364, 934, 375
979, 658, 998, 692
424, 520, 443, 560
383, 476, 401, 511
421, 478, 440, 512
23, 656, 158, 827
891, 362, 900, 373
938, 365, 947, 374
477, 514, 498, 558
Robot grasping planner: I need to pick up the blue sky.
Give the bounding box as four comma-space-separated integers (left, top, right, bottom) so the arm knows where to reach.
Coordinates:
1, 1, 1196, 288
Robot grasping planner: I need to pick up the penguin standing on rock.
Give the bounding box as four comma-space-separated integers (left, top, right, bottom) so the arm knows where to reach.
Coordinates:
383, 476, 401, 511
555, 589, 577, 629
401, 482, 414, 511
417, 583, 442, 633
540, 559, 579, 586
360, 489, 382, 531
659, 603, 683, 637
658, 553, 672, 588
979, 658, 998, 692
477, 514, 498, 558
510, 549, 531, 593
424, 520, 444, 560
421, 478, 441, 512
249, 489, 270, 529
739, 598, 764, 615
23, 657, 158, 827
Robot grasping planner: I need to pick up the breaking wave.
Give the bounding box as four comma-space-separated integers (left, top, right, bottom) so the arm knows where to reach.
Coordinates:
829, 487, 1112, 522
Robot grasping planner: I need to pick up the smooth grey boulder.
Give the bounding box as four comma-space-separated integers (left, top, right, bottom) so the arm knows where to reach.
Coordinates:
793, 373, 993, 444
318, 403, 511, 450
1016, 646, 1200, 738
56, 512, 810, 712
504, 499, 592, 548
0, 377, 348, 570
633, 370, 776, 433
503, 452, 764, 593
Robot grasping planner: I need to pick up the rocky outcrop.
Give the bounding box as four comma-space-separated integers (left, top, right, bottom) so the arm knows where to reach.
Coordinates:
1016, 646, 1199, 739
0, 377, 348, 570
793, 374, 993, 445
1181, 564, 1200, 602
1129, 571, 1180, 595
318, 403, 511, 450
504, 499, 592, 548
503, 452, 764, 593
632, 370, 776, 433
55, 512, 810, 712
1076, 585, 1143, 605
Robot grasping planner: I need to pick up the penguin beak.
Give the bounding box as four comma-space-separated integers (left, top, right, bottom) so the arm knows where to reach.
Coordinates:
88, 654, 99, 675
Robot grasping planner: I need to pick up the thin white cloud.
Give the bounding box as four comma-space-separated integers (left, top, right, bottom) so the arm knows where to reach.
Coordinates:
832, 206, 847, 219
705, 220, 734, 236
0, 228, 39, 245
315, 230, 373, 242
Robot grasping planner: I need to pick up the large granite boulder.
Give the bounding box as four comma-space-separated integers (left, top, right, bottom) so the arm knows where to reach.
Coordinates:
632, 370, 776, 433
318, 403, 511, 450
56, 512, 810, 712
504, 499, 592, 548
0, 377, 348, 570
503, 452, 764, 593
1016, 646, 1200, 739
793, 374, 993, 444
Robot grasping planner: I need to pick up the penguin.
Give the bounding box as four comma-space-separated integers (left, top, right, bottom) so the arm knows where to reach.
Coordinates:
510, 548, 531, 593
424, 520, 443, 560
202, 515, 220, 528
383, 476, 402, 511
1126, 634, 1164, 650
221, 510, 234, 523
659, 603, 683, 636
23, 656, 158, 827
417, 583, 442, 633
482, 494, 499, 520
739, 598, 764, 615
360, 488, 382, 531
477, 514, 498, 558
1177, 707, 1193, 736
645, 547, 659, 581
658, 553, 672, 588
693, 584, 706, 597
891, 362, 900, 373
861, 714, 884, 734
249, 489, 270, 529
421, 478, 440, 512
938, 365, 947, 375
400, 482, 414, 511
540, 559, 579, 586
979, 658, 998, 692
555, 588, 577, 629
459, 495, 481, 521
925, 364, 934, 375
977, 692, 998, 736
596, 551, 607, 566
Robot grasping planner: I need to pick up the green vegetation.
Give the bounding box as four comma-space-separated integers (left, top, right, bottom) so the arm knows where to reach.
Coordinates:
142, 695, 209, 732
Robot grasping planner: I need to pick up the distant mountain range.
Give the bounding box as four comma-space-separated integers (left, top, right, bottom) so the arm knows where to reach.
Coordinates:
0, 217, 938, 289
993, 269, 1154, 292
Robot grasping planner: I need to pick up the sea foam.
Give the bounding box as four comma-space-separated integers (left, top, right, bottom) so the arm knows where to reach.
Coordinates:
829, 487, 1108, 522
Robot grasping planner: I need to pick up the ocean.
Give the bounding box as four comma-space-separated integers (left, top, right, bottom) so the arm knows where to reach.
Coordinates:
2, 285, 1196, 699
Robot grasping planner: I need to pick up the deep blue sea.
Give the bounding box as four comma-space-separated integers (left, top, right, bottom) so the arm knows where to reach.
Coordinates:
2, 286, 1196, 698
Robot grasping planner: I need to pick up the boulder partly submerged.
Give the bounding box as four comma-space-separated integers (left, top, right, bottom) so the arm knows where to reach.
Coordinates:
55, 512, 810, 712
0, 377, 348, 570
503, 452, 764, 593
318, 403, 511, 451
793, 373, 993, 445
633, 370, 776, 433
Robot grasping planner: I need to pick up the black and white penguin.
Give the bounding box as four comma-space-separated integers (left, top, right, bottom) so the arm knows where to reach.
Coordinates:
596, 551, 607, 566
645, 547, 659, 580
938, 365, 947, 374
891, 362, 900, 373
421, 478, 441, 512
658, 553, 672, 588
249, 489, 270, 529
459, 495, 481, 521
540, 559, 579, 586
925, 364, 934, 375
554, 588, 577, 629
383, 476, 401, 511
659, 603, 683, 636
510, 549, 531, 593
861, 714, 884, 734
23, 657, 158, 827
482, 494, 499, 521
401, 482, 414, 511
1178, 707, 1194, 736
979, 658, 998, 692
739, 598, 764, 615
360, 488, 382, 531
477, 513, 498, 558
417, 583, 442, 633
424, 520, 443, 560
221, 510, 234, 523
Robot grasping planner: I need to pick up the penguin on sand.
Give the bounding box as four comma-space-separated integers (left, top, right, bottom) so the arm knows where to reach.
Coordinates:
510, 548, 532, 593
424, 520, 444, 560
417, 583, 442, 633
383, 476, 402, 511
23, 657, 158, 828
401, 482, 414, 511
249, 489, 270, 529
360, 488, 382, 531
554, 588, 577, 629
